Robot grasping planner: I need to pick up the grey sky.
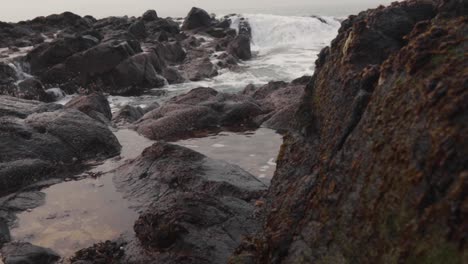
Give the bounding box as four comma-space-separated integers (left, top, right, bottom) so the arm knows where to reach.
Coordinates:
1, 0, 397, 22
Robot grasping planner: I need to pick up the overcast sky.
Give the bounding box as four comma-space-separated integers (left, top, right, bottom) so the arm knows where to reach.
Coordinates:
0, 0, 397, 22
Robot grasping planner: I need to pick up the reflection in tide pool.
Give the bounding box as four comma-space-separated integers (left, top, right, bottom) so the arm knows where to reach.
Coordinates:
176, 128, 283, 183
10, 130, 154, 257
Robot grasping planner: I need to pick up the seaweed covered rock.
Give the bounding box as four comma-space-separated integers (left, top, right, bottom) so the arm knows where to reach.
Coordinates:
103, 142, 268, 263
231, 1, 468, 263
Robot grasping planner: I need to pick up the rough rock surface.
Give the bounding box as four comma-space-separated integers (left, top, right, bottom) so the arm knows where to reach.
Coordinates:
65, 92, 112, 123
1, 242, 60, 264
228, 34, 252, 60
0, 96, 121, 193
182, 7, 213, 30
231, 1, 468, 263
71, 142, 267, 263
133, 87, 264, 140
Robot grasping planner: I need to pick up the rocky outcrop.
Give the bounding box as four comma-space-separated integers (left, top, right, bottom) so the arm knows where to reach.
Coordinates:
231, 1, 467, 263
65, 92, 112, 123
182, 7, 213, 30
71, 142, 267, 263
228, 34, 252, 60
0, 96, 121, 193
133, 87, 265, 140
1, 242, 60, 264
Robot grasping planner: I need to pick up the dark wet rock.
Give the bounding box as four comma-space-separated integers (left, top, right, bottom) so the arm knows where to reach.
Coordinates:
162, 66, 185, 84
45, 88, 66, 101
16, 78, 50, 102
0, 96, 121, 193
0, 62, 17, 85
101, 142, 267, 263
128, 20, 147, 39
134, 87, 264, 141
232, 1, 467, 263
104, 51, 166, 95
181, 57, 218, 81
215, 52, 238, 69
65, 92, 112, 123
182, 7, 213, 30
238, 18, 252, 38
227, 34, 251, 60
240, 80, 306, 131
112, 104, 145, 125
145, 18, 181, 36
2, 191, 45, 211
206, 27, 236, 38
151, 41, 186, 64
0, 62, 50, 101
215, 18, 231, 29
70, 241, 124, 264
41, 40, 140, 92
1, 242, 60, 264
142, 10, 158, 21
27, 35, 99, 75
0, 218, 10, 246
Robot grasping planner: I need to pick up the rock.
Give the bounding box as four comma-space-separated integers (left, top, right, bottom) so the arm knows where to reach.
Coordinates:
162, 67, 185, 84
65, 92, 112, 123
16, 78, 50, 102
0, 62, 17, 85
104, 142, 267, 263
151, 41, 186, 64
41, 40, 140, 91
105, 52, 166, 95
27, 35, 99, 74
70, 241, 124, 264
0, 218, 10, 246
1, 242, 60, 264
182, 57, 218, 81
45, 88, 66, 101
239, 80, 305, 131
142, 10, 158, 21
112, 104, 145, 125
134, 87, 264, 141
128, 20, 147, 39
146, 18, 180, 36
182, 7, 213, 30
227, 34, 251, 60
232, 1, 468, 263
0, 96, 121, 192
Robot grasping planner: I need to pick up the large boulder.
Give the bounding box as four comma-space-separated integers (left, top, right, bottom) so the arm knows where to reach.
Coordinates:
65, 92, 112, 123
128, 20, 147, 39
0, 62, 17, 85
27, 35, 99, 74
151, 41, 186, 64
181, 57, 218, 81
40, 40, 142, 93
134, 87, 264, 141
142, 10, 158, 21
227, 34, 251, 60
232, 1, 468, 263
104, 52, 166, 95
0, 96, 121, 193
112, 104, 146, 125
73, 142, 267, 263
1, 242, 60, 264
182, 7, 213, 30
